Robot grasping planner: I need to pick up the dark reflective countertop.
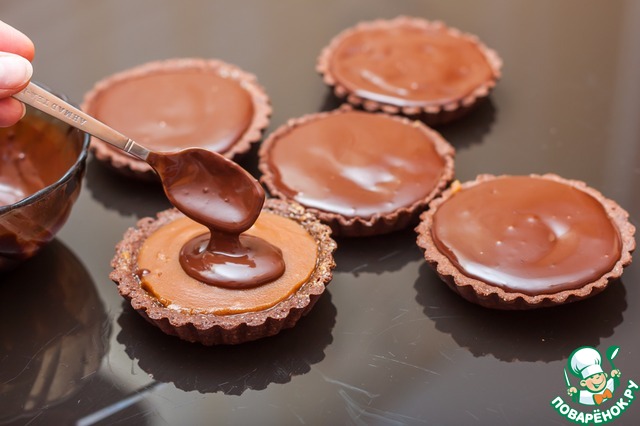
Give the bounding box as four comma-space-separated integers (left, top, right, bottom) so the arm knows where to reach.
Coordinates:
2, 1, 640, 425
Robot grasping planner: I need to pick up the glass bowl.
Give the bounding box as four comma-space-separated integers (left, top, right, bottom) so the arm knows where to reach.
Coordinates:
0, 100, 90, 270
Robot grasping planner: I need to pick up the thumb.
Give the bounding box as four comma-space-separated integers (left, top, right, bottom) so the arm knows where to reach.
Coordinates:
0, 52, 32, 96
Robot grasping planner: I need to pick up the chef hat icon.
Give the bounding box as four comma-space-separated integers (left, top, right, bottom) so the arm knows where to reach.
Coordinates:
569, 347, 604, 380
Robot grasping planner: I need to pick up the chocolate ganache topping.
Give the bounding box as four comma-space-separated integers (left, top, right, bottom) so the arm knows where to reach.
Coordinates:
264, 110, 447, 218
431, 176, 622, 295
92, 69, 254, 153
329, 23, 495, 107
147, 149, 285, 289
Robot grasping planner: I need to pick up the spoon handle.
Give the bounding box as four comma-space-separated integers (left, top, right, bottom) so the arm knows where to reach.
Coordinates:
13, 82, 150, 161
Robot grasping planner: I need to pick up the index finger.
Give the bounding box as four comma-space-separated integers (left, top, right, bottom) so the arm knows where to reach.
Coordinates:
0, 20, 35, 61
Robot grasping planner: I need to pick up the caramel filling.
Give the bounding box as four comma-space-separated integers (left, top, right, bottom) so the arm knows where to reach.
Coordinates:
137, 212, 318, 315
92, 70, 254, 153
330, 25, 494, 106
431, 177, 622, 295
266, 110, 446, 218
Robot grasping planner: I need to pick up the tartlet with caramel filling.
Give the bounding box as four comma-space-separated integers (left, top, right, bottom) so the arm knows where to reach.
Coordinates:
259, 108, 455, 237
111, 199, 336, 345
317, 17, 502, 125
83, 58, 271, 180
415, 174, 635, 309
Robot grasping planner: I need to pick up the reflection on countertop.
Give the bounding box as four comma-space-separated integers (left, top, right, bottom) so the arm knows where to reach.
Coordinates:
319, 90, 346, 112
0, 240, 110, 424
333, 229, 423, 276
117, 292, 336, 395
437, 97, 497, 150
414, 263, 626, 362
83, 156, 172, 219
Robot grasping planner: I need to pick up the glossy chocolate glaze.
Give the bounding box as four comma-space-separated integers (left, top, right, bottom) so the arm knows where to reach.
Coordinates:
147, 149, 285, 288
265, 110, 447, 218
92, 70, 254, 153
330, 25, 494, 107
431, 176, 622, 295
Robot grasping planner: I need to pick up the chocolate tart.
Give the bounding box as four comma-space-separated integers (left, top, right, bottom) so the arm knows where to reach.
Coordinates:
416, 174, 635, 309
111, 199, 336, 345
259, 108, 455, 237
317, 17, 502, 125
82, 58, 271, 180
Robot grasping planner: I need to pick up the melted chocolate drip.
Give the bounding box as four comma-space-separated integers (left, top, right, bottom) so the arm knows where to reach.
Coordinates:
147, 148, 285, 288
179, 232, 285, 289
147, 149, 263, 233
1, 118, 80, 208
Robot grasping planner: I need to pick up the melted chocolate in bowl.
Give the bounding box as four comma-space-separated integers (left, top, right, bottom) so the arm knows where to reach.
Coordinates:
431, 176, 622, 295
0, 124, 77, 207
147, 149, 285, 288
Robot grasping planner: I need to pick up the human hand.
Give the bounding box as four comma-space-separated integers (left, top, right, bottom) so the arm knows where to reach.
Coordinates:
0, 20, 35, 127
567, 386, 577, 397
611, 369, 621, 378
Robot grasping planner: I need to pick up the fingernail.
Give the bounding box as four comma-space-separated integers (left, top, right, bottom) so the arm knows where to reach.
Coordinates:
0, 55, 33, 88
19, 102, 27, 120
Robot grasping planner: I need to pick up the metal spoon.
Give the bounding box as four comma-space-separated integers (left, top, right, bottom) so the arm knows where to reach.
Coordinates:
13, 82, 265, 233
